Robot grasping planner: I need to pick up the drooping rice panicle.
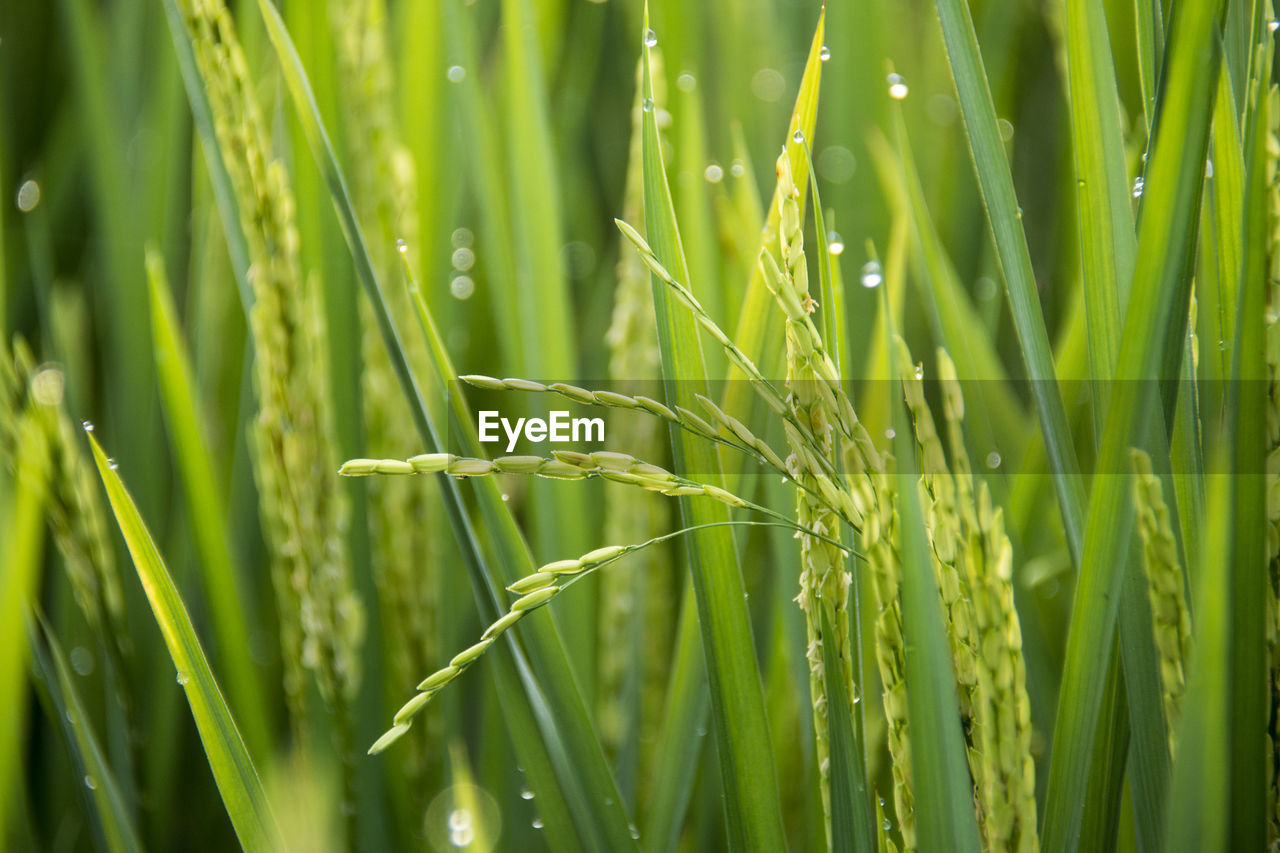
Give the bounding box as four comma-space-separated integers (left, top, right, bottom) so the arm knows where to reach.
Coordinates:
330, 0, 440, 774
369, 521, 800, 754
338, 450, 850, 544
180, 0, 361, 741
1130, 448, 1191, 753
458, 373, 792, 475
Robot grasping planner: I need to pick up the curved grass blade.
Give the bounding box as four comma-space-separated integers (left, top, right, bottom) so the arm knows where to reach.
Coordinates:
252, 4, 636, 847
146, 249, 268, 759
30, 610, 142, 853
933, 0, 1087, 566
636, 6, 787, 849
87, 432, 284, 853
1041, 0, 1226, 846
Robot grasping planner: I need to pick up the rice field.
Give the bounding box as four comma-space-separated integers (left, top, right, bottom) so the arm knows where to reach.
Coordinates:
0, 0, 1276, 850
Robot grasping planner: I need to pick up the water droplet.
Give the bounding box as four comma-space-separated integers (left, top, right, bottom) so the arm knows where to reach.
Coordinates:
446, 65, 466, 83
630, 823, 641, 839
882, 817, 892, 831
451, 227, 473, 249
676, 71, 696, 92
501, 493, 511, 502
176, 671, 189, 685
70, 647, 94, 676
887, 73, 909, 100
1269, 18, 1279, 32
751, 68, 785, 102
852, 694, 861, 704
1132, 176, 1144, 198
819, 45, 831, 62
730, 160, 745, 177
1205, 159, 1214, 179
827, 233, 845, 255
914, 365, 924, 380
975, 277, 998, 302
452, 247, 475, 272
860, 260, 883, 288
82, 420, 94, 432
641, 97, 654, 112
520, 787, 534, 800
998, 118, 1014, 141
704, 163, 724, 183
985, 451, 1002, 469
1218, 338, 1228, 351
1016, 206, 1024, 219
450, 275, 476, 300
16, 179, 40, 212
644, 28, 657, 47
792, 129, 805, 144
885, 428, 896, 440
818, 145, 856, 183
448, 808, 471, 831
84, 776, 96, 790
107, 458, 119, 471
396, 238, 408, 254
531, 817, 544, 830
449, 826, 474, 847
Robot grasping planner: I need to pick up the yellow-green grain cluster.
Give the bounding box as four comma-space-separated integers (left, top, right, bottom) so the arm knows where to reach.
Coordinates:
0, 339, 127, 661
768, 148, 854, 838
1130, 448, 1190, 751
935, 351, 1036, 853
181, 0, 361, 730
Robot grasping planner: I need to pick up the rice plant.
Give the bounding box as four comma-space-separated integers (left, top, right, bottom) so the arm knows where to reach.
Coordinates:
1, 0, 1275, 850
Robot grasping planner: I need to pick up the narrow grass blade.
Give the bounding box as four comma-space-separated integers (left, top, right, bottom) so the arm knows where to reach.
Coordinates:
933, 0, 1087, 565
1224, 57, 1270, 851
146, 249, 268, 759
819, 607, 876, 852
30, 611, 142, 853
1164, 467, 1232, 852
1041, 0, 1225, 846
1063, 0, 1135, 404
637, 7, 786, 849
87, 432, 284, 853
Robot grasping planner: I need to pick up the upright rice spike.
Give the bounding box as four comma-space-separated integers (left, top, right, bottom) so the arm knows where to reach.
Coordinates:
937, 348, 1038, 851
179, 0, 361, 750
